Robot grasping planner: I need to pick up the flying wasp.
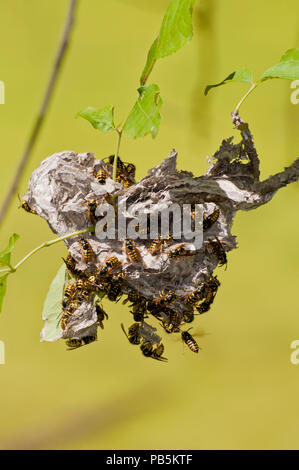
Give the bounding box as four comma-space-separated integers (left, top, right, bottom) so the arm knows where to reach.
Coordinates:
208, 237, 227, 269
121, 322, 141, 345
181, 330, 200, 354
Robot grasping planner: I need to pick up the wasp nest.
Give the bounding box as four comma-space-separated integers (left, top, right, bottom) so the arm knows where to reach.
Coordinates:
23, 115, 299, 360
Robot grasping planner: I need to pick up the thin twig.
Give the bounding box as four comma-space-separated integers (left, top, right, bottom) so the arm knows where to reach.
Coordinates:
0, 0, 79, 227
0, 226, 94, 276
113, 129, 122, 181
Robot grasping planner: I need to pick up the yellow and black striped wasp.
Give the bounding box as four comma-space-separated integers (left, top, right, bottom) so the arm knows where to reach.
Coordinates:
62, 253, 86, 278
121, 322, 141, 345
140, 341, 168, 362
203, 207, 220, 231
168, 244, 196, 260
79, 238, 93, 264
18, 194, 36, 214
107, 155, 136, 188
124, 239, 141, 263
208, 237, 227, 269
181, 329, 200, 354
66, 335, 97, 350
94, 167, 107, 185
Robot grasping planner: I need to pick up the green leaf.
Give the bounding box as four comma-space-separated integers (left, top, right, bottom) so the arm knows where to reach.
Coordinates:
141, 38, 159, 88
40, 264, 66, 342
123, 84, 163, 139
140, 0, 197, 85
77, 105, 115, 132
0, 233, 20, 268
0, 274, 9, 314
281, 48, 299, 62
204, 69, 253, 96
260, 48, 299, 81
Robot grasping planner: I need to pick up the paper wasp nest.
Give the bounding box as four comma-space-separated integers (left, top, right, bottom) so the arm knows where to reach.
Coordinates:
23, 115, 299, 360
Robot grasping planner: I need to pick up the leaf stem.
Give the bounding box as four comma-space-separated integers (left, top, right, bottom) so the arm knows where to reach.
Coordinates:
0, 226, 94, 275
113, 129, 123, 181
234, 82, 259, 113
0, 267, 13, 276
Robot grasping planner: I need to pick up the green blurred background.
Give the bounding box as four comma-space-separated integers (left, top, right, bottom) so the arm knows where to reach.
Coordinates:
0, 0, 299, 450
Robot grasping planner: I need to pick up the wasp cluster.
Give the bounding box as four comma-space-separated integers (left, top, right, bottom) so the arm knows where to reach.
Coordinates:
22, 149, 235, 362
58, 202, 225, 358
23, 117, 292, 361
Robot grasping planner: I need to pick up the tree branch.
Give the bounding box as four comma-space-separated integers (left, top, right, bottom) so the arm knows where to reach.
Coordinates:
232, 111, 260, 180
231, 112, 299, 206
257, 157, 299, 195
0, 0, 79, 227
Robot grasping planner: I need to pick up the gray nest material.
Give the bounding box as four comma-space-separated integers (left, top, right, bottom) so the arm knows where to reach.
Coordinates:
24, 114, 299, 354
